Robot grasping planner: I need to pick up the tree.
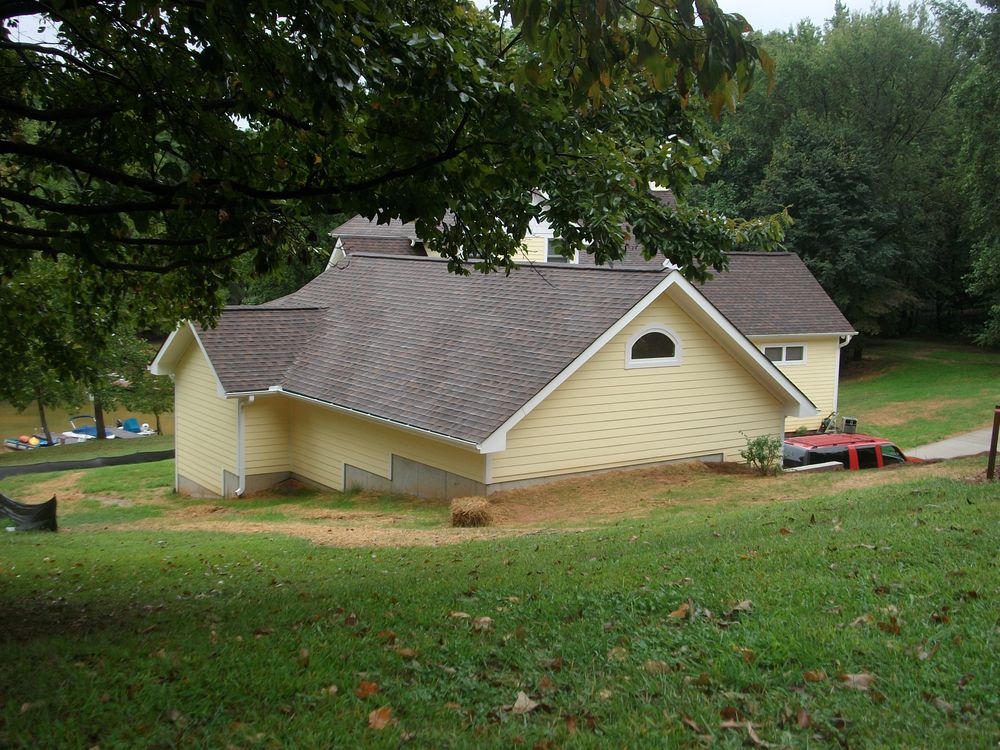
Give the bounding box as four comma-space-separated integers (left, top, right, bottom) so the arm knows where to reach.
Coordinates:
691, 4, 971, 338
947, 0, 1000, 345
1, 0, 787, 377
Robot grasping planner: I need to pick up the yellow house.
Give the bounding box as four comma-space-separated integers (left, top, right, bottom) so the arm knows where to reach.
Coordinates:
151, 253, 835, 499
331, 212, 857, 434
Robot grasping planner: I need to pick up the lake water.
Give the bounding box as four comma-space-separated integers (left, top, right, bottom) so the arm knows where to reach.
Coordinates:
1, 401, 174, 440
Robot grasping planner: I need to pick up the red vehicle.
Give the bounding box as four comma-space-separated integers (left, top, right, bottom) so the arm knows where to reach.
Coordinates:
783, 433, 918, 471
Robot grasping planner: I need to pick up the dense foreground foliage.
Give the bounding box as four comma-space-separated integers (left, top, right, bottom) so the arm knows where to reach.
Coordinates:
1, 463, 996, 747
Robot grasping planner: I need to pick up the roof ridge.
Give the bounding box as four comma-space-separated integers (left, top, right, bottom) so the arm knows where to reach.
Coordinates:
347, 252, 668, 273
222, 305, 326, 311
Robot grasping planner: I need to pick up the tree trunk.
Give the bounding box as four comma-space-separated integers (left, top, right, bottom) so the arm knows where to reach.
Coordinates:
94, 397, 107, 440
154, 412, 162, 435
35, 390, 53, 446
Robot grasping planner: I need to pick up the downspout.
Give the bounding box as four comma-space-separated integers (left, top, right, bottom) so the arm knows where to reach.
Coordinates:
832, 335, 855, 420
234, 396, 250, 497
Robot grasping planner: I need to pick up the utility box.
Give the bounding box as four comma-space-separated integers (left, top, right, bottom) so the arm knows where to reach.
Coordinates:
843, 417, 858, 434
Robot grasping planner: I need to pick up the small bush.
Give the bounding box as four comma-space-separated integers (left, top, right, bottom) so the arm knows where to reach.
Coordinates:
450, 496, 494, 527
739, 431, 784, 476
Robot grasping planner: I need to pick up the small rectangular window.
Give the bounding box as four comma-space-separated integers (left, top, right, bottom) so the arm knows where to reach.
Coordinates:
546, 238, 572, 263
761, 344, 806, 364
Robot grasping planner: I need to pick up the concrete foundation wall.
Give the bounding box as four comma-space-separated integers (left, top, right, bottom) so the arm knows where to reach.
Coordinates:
345, 455, 486, 499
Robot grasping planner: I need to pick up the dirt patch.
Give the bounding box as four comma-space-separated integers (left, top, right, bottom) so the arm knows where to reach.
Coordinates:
80, 517, 573, 548
46, 458, 974, 548
863, 398, 977, 428
488, 462, 732, 525
8, 471, 87, 504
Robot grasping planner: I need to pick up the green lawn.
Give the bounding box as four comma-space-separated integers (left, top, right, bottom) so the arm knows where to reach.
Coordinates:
1, 461, 996, 748
838, 339, 1000, 449
0, 434, 174, 467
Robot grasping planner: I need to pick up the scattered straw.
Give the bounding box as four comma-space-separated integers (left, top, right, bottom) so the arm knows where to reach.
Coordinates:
450, 496, 494, 527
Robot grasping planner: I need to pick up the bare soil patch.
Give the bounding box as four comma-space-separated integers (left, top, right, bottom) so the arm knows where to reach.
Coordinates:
10, 471, 87, 504
52, 459, 971, 548
81, 517, 572, 548
862, 398, 977, 428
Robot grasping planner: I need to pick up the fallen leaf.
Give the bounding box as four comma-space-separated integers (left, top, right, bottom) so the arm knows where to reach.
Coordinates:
747, 721, 772, 748
395, 647, 417, 659
598, 688, 612, 701
323, 685, 338, 696
957, 674, 973, 687
838, 672, 876, 691
472, 616, 494, 632
448, 611, 470, 619
368, 705, 392, 730
681, 715, 703, 733
924, 693, 953, 713
643, 659, 671, 674
850, 614, 874, 627
538, 675, 557, 692
253, 626, 274, 637
803, 670, 827, 683
565, 715, 578, 734
797, 708, 811, 728
740, 648, 756, 665
510, 691, 538, 715
376, 629, 397, 643
877, 617, 901, 636
343, 612, 358, 626
297, 648, 310, 668
543, 656, 564, 672
779, 527, 792, 536
669, 602, 691, 619
720, 706, 743, 721
355, 681, 379, 699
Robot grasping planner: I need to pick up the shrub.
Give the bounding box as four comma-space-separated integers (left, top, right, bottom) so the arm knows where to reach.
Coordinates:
739, 431, 784, 476
450, 496, 495, 527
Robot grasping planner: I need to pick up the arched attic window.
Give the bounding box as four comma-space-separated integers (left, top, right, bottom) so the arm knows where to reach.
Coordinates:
625, 327, 681, 368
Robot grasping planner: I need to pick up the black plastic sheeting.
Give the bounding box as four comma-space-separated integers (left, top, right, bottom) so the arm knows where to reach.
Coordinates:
0, 449, 174, 480
1, 493, 57, 532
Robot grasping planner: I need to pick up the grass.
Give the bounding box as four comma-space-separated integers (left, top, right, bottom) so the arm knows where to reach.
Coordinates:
1, 460, 996, 748
838, 339, 1000, 449
0, 434, 174, 467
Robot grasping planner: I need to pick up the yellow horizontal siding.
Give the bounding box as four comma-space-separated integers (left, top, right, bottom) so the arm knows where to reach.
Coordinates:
490, 294, 784, 483
244, 397, 291, 473
173, 341, 237, 494
751, 336, 839, 432
289, 401, 485, 491
518, 237, 547, 264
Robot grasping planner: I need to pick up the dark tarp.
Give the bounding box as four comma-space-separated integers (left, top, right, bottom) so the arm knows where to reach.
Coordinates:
1, 493, 57, 531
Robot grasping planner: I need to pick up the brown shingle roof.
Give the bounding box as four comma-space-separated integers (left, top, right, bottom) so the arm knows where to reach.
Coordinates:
229, 255, 667, 443
580, 250, 854, 335
340, 236, 423, 256
699, 253, 855, 336
198, 308, 325, 393
332, 216, 419, 241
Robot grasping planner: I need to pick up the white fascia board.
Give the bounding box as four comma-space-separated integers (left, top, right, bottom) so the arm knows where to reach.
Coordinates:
149, 323, 191, 376
749, 331, 857, 340
246, 386, 480, 452
668, 275, 817, 418
478, 272, 680, 454
150, 321, 227, 398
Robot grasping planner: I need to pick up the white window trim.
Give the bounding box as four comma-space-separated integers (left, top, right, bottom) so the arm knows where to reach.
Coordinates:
625, 325, 682, 369
762, 343, 808, 366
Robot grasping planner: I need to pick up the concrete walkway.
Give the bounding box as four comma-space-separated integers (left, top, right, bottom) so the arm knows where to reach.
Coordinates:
907, 428, 996, 461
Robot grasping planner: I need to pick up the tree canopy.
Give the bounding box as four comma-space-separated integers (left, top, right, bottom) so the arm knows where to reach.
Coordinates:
692, 3, 981, 340
2, 1, 782, 322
